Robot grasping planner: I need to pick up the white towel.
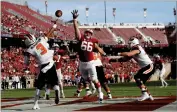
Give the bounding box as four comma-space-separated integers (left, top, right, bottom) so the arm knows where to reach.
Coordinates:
41, 61, 54, 73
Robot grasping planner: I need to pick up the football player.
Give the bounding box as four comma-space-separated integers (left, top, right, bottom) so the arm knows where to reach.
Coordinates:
109, 37, 155, 101
154, 55, 168, 88
44, 42, 70, 99
72, 10, 105, 102
94, 52, 112, 99
24, 22, 60, 109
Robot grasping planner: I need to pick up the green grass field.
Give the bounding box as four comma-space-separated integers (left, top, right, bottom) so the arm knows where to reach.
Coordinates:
1, 80, 176, 99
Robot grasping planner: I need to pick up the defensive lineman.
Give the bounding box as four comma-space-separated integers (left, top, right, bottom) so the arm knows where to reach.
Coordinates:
109, 37, 155, 101
72, 10, 105, 102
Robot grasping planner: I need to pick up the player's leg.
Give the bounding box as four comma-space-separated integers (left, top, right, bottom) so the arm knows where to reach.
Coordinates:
77, 63, 92, 97
89, 65, 103, 102
90, 80, 96, 94
48, 65, 60, 104
44, 84, 51, 100
33, 73, 45, 110
82, 72, 92, 97
57, 69, 65, 98
134, 64, 155, 101
74, 79, 84, 97
160, 69, 168, 87
96, 66, 112, 99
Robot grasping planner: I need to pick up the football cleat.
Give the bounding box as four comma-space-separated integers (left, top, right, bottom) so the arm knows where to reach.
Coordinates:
98, 92, 104, 103
138, 92, 150, 101
149, 94, 154, 101
32, 104, 40, 110
85, 90, 92, 97
55, 90, 60, 104
160, 86, 164, 88
107, 93, 112, 99
74, 93, 80, 97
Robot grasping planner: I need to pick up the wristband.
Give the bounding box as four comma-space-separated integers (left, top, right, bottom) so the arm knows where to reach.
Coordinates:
53, 24, 57, 28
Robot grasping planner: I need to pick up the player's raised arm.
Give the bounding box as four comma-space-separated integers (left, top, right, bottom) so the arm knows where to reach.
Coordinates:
45, 19, 58, 39
71, 10, 81, 40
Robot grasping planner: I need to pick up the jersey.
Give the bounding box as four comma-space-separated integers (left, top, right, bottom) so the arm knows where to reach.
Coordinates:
132, 45, 153, 68
94, 52, 103, 66
78, 36, 98, 62
27, 37, 54, 65
154, 59, 164, 70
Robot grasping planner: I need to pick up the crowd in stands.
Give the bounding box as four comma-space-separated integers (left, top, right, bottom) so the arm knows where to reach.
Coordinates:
1, 46, 174, 89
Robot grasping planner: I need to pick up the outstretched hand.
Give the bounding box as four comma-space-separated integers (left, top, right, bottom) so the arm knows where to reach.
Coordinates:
71, 10, 79, 19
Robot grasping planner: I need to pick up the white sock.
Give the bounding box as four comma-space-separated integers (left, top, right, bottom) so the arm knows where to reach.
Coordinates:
34, 89, 40, 105
59, 83, 64, 94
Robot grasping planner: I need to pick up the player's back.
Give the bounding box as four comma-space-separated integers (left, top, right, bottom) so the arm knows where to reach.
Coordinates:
27, 37, 54, 65
78, 37, 98, 62
132, 45, 152, 68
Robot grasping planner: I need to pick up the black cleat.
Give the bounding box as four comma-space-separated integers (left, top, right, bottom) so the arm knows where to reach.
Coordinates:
55, 90, 59, 104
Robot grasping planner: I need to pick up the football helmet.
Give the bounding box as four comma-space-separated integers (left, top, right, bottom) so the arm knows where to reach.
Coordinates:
154, 54, 160, 59
128, 37, 139, 48
84, 29, 93, 39
24, 34, 36, 47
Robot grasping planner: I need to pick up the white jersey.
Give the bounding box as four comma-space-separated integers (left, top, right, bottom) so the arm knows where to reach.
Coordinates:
27, 37, 54, 65
93, 52, 103, 66
132, 45, 152, 68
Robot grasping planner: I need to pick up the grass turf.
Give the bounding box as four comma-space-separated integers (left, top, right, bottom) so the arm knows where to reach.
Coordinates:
1, 80, 176, 99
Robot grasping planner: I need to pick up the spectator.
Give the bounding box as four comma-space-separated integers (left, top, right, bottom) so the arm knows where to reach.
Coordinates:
21, 75, 27, 89
5, 76, 9, 89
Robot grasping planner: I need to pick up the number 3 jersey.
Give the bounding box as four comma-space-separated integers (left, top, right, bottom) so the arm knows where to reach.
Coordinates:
78, 36, 98, 62
26, 37, 54, 65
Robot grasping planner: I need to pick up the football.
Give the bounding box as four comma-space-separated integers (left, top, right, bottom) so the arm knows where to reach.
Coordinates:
55, 10, 63, 17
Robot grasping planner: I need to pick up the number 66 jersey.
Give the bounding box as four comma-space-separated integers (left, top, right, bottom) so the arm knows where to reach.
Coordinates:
78, 36, 98, 62
26, 37, 54, 65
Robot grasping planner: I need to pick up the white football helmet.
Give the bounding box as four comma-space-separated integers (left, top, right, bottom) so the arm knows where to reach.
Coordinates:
24, 34, 36, 47
154, 54, 160, 59
84, 29, 93, 39
128, 38, 139, 48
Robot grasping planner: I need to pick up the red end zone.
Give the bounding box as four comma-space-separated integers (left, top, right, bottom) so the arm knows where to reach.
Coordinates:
1, 96, 176, 111
77, 96, 176, 111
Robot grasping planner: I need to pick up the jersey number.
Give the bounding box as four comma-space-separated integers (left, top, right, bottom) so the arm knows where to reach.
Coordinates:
81, 41, 93, 52
36, 43, 47, 55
